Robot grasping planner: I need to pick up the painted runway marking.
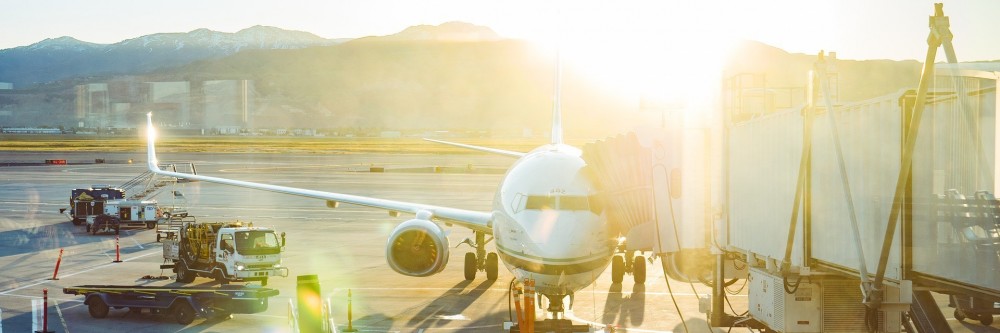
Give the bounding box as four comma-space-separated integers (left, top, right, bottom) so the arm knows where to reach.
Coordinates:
53, 298, 70, 333
0, 250, 160, 295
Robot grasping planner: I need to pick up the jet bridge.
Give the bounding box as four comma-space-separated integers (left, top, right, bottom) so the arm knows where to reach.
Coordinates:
583, 4, 999, 332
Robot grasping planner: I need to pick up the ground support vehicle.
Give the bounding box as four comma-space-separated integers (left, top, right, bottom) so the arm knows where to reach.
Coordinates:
85, 214, 121, 235
162, 221, 288, 286
65, 185, 126, 225
63, 284, 279, 324
156, 214, 193, 242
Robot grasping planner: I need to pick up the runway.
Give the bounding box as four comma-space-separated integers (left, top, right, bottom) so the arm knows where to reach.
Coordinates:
0, 151, 731, 333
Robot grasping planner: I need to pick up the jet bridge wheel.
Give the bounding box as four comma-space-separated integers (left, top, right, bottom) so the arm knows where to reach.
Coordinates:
486, 252, 499, 280
611, 256, 625, 283
464, 252, 477, 280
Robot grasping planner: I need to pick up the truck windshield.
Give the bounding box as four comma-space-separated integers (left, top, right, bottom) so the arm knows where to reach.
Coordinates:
234, 231, 280, 255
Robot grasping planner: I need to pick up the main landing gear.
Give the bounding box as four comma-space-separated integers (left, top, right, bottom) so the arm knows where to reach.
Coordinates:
463, 231, 498, 281
611, 250, 646, 284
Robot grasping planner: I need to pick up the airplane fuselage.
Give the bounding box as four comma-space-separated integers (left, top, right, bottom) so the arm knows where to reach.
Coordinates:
491, 143, 613, 296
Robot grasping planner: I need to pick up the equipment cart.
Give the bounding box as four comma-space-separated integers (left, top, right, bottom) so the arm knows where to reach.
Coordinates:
63, 284, 279, 324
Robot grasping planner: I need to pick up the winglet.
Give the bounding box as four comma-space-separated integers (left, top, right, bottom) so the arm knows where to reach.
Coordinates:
146, 112, 159, 172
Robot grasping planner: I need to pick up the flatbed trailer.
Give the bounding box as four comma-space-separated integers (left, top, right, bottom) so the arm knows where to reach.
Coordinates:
62, 284, 279, 325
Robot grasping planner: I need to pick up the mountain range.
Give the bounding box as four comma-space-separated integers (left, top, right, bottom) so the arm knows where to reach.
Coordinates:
0, 25, 346, 87
0, 22, 936, 134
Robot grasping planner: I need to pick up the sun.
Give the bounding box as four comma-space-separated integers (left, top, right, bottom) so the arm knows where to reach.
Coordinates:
507, 1, 738, 113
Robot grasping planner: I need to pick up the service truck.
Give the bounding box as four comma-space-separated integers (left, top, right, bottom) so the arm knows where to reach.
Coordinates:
162, 221, 288, 286
65, 185, 126, 225
85, 199, 162, 234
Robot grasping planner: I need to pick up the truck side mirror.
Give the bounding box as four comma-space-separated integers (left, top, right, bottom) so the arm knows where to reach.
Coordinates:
281, 232, 286, 248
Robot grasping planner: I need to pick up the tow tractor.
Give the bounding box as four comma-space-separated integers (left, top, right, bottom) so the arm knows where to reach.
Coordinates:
63, 284, 279, 325
162, 221, 289, 285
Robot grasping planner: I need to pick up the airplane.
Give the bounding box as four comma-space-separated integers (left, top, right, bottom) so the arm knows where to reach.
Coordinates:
144, 91, 647, 321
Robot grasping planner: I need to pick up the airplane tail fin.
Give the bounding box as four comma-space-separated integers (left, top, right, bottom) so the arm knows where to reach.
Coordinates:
551, 50, 564, 145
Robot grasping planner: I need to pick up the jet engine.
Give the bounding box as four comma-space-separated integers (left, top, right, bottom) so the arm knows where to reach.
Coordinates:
385, 218, 450, 277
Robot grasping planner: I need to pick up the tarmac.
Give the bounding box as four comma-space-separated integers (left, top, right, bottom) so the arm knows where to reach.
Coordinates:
2, 151, 993, 332
0, 151, 726, 333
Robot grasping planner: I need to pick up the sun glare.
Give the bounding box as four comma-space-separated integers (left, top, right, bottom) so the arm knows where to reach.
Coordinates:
512, 1, 737, 114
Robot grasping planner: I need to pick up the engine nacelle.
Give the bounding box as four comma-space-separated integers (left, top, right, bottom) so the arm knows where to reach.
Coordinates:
385, 218, 450, 277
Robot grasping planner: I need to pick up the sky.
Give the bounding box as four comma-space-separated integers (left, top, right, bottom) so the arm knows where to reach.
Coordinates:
3, 0, 999, 103
3, 0, 998, 61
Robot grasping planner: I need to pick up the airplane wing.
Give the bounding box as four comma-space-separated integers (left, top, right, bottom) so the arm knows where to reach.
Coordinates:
145, 113, 493, 233
423, 138, 525, 158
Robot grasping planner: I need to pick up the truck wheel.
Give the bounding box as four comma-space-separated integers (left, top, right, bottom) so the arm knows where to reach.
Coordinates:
261, 278, 268, 286
172, 302, 196, 325
156, 233, 162, 242
214, 269, 228, 285
981, 314, 994, 326
85, 224, 91, 233
146, 221, 156, 229
176, 261, 195, 283
115, 225, 120, 235
72, 218, 83, 226
88, 297, 109, 318
92, 224, 98, 235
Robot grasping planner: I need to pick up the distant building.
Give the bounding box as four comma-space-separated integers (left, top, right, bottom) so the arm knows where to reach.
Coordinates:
2, 127, 62, 134
0, 82, 12, 90
203, 80, 253, 131
145, 81, 191, 127
75, 83, 109, 128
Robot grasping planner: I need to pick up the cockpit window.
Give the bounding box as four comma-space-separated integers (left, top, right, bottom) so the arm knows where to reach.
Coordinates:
521, 195, 602, 214
525, 196, 556, 210
559, 196, 590, 210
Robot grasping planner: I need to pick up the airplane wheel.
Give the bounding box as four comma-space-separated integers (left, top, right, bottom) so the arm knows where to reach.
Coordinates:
633, 255, 647, 284
611, 256, 625, 283
88, 297, 109, 318
486, 253, 499, 280
464, 252, 476, 280
172, 302, 196, 325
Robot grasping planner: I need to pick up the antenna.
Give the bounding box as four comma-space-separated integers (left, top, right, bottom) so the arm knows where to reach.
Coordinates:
551, 49, 564, 145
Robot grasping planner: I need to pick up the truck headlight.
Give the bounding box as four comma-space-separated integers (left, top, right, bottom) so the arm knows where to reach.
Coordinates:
273, 264, 281, 268
236, 264, 245, 271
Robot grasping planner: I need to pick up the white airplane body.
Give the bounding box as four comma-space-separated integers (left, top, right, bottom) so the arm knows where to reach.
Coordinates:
145, 106, 616, 307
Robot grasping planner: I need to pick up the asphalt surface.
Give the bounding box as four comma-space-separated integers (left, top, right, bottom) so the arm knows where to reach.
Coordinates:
1, 151, 993, 332
0, 151, 730, 333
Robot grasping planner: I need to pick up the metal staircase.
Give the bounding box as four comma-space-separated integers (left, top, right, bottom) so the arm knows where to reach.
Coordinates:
121, 163, 197, 200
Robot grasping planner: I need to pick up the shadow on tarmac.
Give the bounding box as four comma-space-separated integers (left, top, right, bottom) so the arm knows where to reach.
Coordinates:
601, 282, 646, 328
